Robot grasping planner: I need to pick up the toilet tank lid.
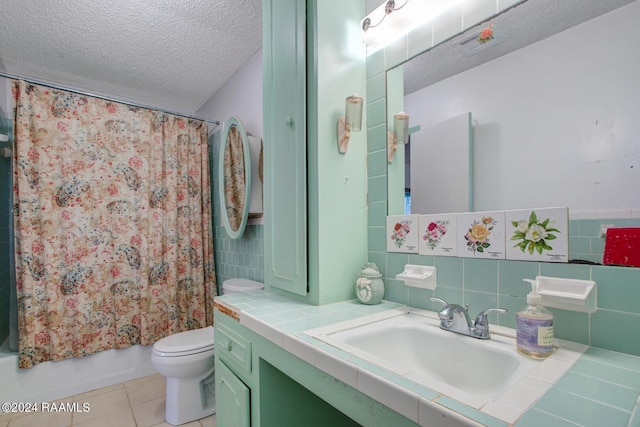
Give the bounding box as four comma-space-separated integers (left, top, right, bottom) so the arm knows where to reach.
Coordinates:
222, 278, 265, 293
153, 326, 214, 353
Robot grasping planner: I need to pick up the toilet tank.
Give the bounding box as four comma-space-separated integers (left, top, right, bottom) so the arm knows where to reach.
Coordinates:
221, 278, 264, 295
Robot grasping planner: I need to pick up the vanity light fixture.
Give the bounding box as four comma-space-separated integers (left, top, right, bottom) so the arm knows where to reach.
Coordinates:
361, 0, 408, 33
362, 0, 465, 50
388, 112, 409, 163
337, 93, 364, 154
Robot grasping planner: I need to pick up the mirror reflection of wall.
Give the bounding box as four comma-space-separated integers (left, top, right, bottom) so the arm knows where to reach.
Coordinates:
408, 112, 472, 215
386, 66, 406, 215
387, 0, 640, 215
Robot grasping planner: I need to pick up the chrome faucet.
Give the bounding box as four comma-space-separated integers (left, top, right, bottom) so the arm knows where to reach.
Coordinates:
430, 297, 507, 340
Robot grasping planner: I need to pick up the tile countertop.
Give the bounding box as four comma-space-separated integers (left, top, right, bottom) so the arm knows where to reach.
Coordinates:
213, 291, 640, 427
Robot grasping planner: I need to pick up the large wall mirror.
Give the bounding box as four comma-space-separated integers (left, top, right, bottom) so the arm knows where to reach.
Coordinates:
219, 116, 252, 239
386, 0, 640, 216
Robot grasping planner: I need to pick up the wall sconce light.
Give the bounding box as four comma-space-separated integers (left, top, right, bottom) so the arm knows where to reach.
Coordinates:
388, 112, 409, 163
362, 0, 465, 50
337, 93, 364, 154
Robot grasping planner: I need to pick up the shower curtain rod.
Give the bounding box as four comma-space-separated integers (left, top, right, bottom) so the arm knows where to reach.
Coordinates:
0, 71, 221, 129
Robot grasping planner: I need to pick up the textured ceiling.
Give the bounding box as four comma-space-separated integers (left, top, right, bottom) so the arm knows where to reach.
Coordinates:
0, 0, 262, 117
404, 0, 636, 95
2, 1, 634, 117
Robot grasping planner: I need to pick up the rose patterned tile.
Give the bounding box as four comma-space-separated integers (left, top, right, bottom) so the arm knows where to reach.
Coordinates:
387, 215, 419, 253
418, 213, 457, 256
457, 211, 506, 259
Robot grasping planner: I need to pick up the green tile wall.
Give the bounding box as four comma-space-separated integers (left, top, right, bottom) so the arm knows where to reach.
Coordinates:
371, 251, 640, 355
569, 218, 640, 263
209, 132, 264, 294
365, 0, 640, 358
519, 348, 640, 426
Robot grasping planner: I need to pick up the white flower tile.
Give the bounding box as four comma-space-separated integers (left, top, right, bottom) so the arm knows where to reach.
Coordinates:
457, 211, 506, 259
418, 214, 458, 256
505, 207, 568, 262
387, 215, 419, 253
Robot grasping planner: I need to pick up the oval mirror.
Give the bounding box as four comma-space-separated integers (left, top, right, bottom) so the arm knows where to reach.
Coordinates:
219, 116, 252, 239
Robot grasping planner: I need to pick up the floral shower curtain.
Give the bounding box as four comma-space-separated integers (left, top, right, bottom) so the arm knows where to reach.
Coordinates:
12, 80, 217, 368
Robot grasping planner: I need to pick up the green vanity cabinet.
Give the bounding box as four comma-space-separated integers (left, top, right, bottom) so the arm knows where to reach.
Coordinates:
214, 307, 418, 427
263, 0, 368, 305
216, 361, 250, 427
263, 0, 308, 296
214, 317, 255, 427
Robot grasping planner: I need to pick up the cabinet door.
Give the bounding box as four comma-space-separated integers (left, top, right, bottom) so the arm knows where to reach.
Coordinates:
263, 0, 308, 295
216, 361, 250, 427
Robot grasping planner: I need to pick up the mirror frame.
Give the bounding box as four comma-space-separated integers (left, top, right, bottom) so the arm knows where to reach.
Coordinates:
219, 116, 252, 239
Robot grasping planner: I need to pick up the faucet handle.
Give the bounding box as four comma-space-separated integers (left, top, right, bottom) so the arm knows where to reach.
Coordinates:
474, 308, 507, 328
430, 297, 448, 307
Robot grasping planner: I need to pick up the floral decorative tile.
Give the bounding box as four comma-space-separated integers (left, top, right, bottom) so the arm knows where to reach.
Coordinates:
418, 214, 457, 256
387, 215, 419, 253
506, 207, 569, 262
457, 211, 506, 259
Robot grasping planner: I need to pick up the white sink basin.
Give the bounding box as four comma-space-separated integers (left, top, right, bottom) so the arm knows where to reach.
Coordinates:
306, 308, 544, 409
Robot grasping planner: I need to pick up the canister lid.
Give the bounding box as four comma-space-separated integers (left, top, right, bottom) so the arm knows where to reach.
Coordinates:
359, 262, 381, 278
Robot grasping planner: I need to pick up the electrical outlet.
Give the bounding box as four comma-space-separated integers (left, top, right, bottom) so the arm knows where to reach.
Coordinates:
600, 224, 614, 237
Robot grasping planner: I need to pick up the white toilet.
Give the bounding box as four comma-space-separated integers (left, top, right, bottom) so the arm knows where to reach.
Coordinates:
222, 278, 265, 295
151, 326, 216, 425
151, 278, 263, 425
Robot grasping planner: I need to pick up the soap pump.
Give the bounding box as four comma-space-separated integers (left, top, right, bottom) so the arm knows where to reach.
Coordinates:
516, 278, 554, 359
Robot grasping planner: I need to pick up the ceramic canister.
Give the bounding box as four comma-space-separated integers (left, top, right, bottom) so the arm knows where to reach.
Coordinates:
355, 262, 385, 305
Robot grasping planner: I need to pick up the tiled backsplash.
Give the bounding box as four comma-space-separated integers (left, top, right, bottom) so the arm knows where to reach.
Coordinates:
569, 217, 640, 264
365, 1, 640, 357
209, 132, 264, 294
368, 251, 640, 357
214, 224, 264, 285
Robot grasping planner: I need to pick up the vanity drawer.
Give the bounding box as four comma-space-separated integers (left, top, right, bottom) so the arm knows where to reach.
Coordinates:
217, 322, 252, 374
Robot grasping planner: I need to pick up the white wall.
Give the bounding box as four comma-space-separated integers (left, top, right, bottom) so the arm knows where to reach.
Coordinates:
196, 49, 263, 139
404, 1, 640, 214
0, 78, 12, 119
197, 49, 264, 224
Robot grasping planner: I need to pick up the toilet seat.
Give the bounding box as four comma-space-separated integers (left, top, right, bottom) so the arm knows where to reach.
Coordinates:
153, 326, 214, 357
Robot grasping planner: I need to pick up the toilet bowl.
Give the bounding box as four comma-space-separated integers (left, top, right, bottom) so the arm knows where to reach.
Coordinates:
152, 279, 263, 425
222, 278, 264, 295
151, 326, 215, 426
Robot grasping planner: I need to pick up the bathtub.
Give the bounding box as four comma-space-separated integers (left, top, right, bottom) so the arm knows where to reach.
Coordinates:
0, 339, 157, 403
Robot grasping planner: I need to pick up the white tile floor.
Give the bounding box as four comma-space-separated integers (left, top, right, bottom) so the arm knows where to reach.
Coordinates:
0, 374, 216, 427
